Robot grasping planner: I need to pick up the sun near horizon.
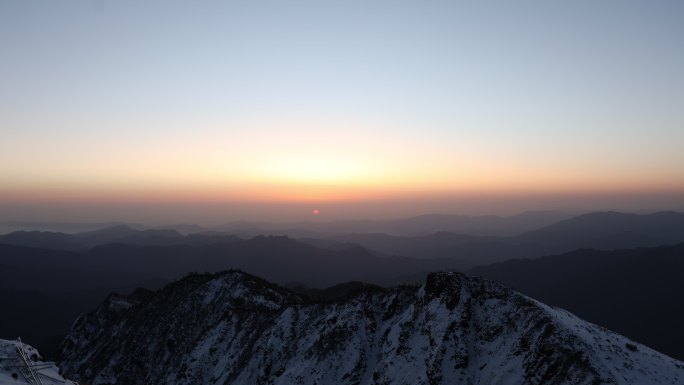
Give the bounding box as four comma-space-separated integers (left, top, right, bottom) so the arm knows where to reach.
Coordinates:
1, 1, 683, 223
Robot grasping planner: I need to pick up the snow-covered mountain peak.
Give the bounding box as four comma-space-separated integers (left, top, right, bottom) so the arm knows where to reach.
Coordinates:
195, 270, 305, 310
61, 270, 684, 385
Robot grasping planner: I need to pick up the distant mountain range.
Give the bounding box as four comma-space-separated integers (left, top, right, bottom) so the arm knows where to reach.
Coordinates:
1, 210, 571, 237
516, 211, 684, 248
2, 210, 684, 362
469, 243, 684, 360
3, 211, 683, 269
0, 225, 242, 251
323, 211, 684, 267
210, 210, 571, 237
60, 270, 684, 385
0, 221, 209, 236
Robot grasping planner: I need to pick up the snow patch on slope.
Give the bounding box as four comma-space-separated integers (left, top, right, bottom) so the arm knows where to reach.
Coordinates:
0, 339, 76, 385
61, 270, 684, 385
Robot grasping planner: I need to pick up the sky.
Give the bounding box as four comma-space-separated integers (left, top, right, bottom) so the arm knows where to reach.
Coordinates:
1, 0, 683, 223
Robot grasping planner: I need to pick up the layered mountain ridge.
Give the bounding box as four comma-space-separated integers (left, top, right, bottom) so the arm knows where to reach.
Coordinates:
60, 270, 684, 385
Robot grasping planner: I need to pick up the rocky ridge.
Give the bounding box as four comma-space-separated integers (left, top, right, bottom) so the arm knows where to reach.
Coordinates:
61, 270, 684, 385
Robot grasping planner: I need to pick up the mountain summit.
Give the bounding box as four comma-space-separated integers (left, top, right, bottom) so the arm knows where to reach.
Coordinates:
60, 270, 684, 385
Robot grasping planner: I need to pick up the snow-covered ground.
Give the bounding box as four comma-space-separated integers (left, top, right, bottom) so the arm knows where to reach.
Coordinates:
0, 339, 76, 385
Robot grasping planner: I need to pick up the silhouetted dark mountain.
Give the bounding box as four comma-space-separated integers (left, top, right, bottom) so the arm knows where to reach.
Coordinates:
149, 223, 209, 234
365, 210, 571, 236
0, 231, 84, 251
5, 211, 680, 265
75, 224, 141, 242
0, 237, 460, 354
332, 211, 684, 267
0, 289, 76, 350
516, 211, 684, 249
75, 225, 188, 247
213, 210, 571, 237
90, 236, 460, 287
183, 232, 243, 245
0, 237, 460, 289
83, 226, 242, 247
0, 244, 90, 271
469, 243, 684, 360
0, 288, 115, 360
297, 237, 387, 255
0, 245, 168, 358
330, 232, 505, 260
327, 232, 552, 268
0, 221, 145, 235
0, 226, 243, 251
0, 243, 169, 356
287, 281, 384, 301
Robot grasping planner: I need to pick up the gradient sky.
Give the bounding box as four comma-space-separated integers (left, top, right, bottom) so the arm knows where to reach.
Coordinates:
1, 1, 683, 222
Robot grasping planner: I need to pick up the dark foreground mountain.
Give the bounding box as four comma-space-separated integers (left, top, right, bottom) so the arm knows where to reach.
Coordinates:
0, 236, 459, 291
0, 237, 459, 356
469, 243, 684, 360
60, 271, 683, 385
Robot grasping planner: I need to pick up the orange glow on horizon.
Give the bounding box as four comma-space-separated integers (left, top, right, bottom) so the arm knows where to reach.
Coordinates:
2, 122, 684, 205
3, 115, 684, 206
1, 179, 683, 205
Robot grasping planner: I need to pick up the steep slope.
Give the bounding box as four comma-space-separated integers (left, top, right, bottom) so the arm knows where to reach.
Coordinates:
61, 271, 684, 385
0, 339, 76, 385
469, 243, 684, 360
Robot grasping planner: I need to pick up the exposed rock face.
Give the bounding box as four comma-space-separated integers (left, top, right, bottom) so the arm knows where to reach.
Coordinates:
61, 270, 684, 385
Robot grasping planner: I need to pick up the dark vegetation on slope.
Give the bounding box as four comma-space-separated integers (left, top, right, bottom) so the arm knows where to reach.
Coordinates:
0, 238, 458, 356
